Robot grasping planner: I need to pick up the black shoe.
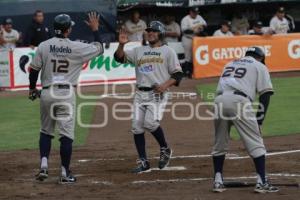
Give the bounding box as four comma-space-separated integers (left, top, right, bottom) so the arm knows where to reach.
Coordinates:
36, 168, 48, 181
131, 159, 151, 174
59, 172, 77, 184
158, 147, 172, 169
254, 182, 279, 193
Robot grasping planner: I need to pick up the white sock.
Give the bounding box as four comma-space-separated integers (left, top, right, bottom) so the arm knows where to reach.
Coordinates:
61, 166, 67, 177
41, 157, 48, 169
256, 173, 263, 184
214, 172, 223, 183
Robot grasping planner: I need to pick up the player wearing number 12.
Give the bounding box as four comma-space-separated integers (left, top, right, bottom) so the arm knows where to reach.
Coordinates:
28, 13, 104, 184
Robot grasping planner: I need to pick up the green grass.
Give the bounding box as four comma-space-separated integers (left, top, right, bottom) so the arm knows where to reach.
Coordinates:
0, 95, 95, 151
196, 77, 300, 139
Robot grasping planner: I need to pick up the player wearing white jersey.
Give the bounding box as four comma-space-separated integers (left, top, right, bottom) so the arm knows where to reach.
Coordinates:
269, 7, 289, 34
29, 13, 104, 184
211, 47, 279, 193
114, 21, 183, 173
181, 7, 207, 77
124, 10, 147, 42
213, 20, 233, 37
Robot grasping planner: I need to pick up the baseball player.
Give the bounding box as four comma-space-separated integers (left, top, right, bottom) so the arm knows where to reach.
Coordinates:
211, 47, 278, 193
269, 7, 290, 34
124, 10, 147, 42
181, 7, 207, 77
29, 13, 103, 183
114, 21, 183, 173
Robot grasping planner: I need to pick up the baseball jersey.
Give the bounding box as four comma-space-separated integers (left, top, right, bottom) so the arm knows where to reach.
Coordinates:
124, 19, 147, 41
125, 45, 182, 87
181, 14, 207, 37
0, 28, 19, 49
269, 16, 289, 34
231, 17, 249, 35
30, 37, 103, 87
213, 29, 234, 37
164, 21, 181, 42
216, 56, 273, 101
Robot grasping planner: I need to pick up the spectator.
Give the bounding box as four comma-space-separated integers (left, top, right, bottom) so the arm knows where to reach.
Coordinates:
213, 20, 233, 37
231, 12, 249, 35
269, 7, 290, 34
181, 7, 207, 78
0, 18, 20, 49
248, 21, 267, 35
24, 10, 51, 48
163, 14, 181, 43
124, 10, 147, 42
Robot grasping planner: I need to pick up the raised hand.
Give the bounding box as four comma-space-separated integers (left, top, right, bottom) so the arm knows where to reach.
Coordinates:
85, 11, 100, 31
118, 28, 129, 45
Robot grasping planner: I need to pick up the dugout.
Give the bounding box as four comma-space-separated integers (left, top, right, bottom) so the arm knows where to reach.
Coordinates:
117, 0, 300, 36
0, 0, 117, 44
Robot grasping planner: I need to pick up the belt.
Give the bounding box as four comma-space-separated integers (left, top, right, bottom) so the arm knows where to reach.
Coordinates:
218, 91, 252, 102
137, 87, 154, 92
42, 84, 76, 90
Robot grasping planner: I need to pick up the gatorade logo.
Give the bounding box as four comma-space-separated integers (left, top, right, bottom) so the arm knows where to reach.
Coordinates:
288, 40, 300, 59
195, 45, 209, 65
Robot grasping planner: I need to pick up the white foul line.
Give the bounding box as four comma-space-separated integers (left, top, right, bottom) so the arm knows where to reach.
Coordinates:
77, 149, 300, 163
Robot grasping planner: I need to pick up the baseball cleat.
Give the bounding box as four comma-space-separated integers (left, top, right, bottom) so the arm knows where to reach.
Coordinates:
254, 182, 279, 193
35, 168, 48, 181
158, 147, 172, 169
58, 173, 77, 184
212, 182, 226, 193
131, 159, 151, 174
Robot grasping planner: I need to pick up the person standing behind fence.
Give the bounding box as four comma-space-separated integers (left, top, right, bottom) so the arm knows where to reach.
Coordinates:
269, 7, 289, 34
213, 20, 233, 37
124, 10, 147, 42
181, 7, 207, 78
24, 10, 51, 48
0, 18, 20, 49
163, 14, 181, 43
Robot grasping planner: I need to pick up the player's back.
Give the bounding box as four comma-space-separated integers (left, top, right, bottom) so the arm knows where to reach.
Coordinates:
216, 56, 266, 101
37, 37, 102, 87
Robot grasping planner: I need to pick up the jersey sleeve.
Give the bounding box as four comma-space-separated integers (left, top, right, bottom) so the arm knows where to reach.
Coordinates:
199, 16, 207, 26
30, 46, 43, 71
124, 48, 137, 65
181, 17, 189, 31
79, 42, 104, 63
269, 17, 276, 32
256, 65, 274, 95
167, 47, 182, 74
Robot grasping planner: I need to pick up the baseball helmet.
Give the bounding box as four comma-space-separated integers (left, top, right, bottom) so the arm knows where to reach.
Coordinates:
245, 46, 265, 64
145, 21, 166, 39
53, 14, 75, 35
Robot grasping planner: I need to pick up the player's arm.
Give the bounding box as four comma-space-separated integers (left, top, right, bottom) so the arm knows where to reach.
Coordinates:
154, 49, 184, 93
28, 47, 42, 101
114, 28, 129, 63
256, 65, 274, 126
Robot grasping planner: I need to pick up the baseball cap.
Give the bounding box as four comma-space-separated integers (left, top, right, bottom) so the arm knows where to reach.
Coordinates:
253, 21, 263, 28
3, 18, 13, 25
221, 20, 231, 27
190, 7, 199, 12
277, 7, 285, 13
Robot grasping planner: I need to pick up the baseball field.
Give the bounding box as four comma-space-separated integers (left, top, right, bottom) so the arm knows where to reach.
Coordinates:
0, 71, 299, 200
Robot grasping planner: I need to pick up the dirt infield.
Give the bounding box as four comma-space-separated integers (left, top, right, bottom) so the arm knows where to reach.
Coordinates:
0, 76, 300, 200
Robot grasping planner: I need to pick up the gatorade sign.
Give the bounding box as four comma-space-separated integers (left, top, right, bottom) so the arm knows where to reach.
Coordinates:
193, 33, 300, 78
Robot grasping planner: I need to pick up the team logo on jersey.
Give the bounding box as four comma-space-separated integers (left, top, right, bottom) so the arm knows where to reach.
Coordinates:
288, 40, 300, 59
139, 64, 154, 73
50, 45, 72, 54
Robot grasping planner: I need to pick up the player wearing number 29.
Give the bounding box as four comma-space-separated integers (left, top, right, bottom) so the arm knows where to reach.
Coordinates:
212, 47, 279, 193
28, 13, 103, 184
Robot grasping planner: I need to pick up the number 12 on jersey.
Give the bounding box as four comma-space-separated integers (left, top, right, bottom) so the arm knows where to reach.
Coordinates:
51, 59, 69, 73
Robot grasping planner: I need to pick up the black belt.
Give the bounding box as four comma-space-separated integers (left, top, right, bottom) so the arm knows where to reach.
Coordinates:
42, 85, 76, 89
218, 91, 252, 102
137, 87, 153, 91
